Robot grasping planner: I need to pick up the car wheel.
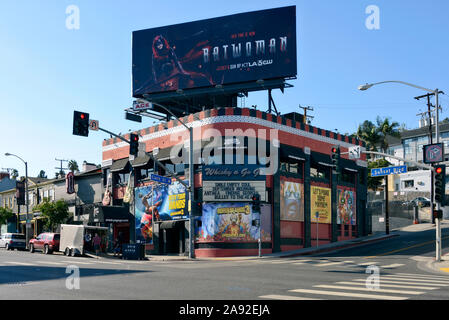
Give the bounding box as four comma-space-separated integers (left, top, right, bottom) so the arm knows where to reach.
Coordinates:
65, 248, 71, 256
5, 244, 9, 251
71, 249, 76, 257
43, 245, 49, 254
29, 244, 34, 253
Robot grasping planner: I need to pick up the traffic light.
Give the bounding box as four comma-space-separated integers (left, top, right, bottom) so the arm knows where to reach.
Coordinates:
331, 146, 340, 170
252, 193, 261, 213
434, 165, 446, 204
129, 133, 139, 156
193, 201, 203, 216
72, 111, 89, 137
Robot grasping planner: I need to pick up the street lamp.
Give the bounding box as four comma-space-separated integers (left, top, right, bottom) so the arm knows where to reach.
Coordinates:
358, 80, 443, 261
5, 152, 30, 248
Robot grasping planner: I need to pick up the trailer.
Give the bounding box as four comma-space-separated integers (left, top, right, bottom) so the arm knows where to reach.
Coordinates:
59, 224, 108, 257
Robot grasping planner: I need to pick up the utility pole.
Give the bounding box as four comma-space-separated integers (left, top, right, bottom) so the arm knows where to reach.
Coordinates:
55, 158, 69, 177
299, 105, 314, 124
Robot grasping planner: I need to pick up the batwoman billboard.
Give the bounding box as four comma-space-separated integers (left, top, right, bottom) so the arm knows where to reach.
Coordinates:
132, 6, 297, 97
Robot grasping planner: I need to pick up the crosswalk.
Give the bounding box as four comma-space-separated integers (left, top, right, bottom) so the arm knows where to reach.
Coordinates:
260, 272, 449, 300
237, 258, 406, 270
0, 259, 125, 267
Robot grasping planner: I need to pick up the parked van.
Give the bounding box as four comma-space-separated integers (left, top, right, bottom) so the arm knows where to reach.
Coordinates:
0, 233, 26, 250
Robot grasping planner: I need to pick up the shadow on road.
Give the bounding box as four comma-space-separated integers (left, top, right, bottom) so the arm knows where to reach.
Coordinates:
0, 266, 150, 285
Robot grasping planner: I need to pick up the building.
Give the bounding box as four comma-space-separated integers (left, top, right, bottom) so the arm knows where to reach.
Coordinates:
102, 107, 368, 257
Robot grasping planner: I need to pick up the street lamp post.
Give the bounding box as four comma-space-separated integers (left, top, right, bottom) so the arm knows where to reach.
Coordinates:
5, 153, 30, 249
359, 80, 443, 261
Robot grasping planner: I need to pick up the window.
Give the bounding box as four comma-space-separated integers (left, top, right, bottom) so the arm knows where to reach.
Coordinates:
404, 180, 414, 188
116, 173, 129, 186
310, 164, 330, 180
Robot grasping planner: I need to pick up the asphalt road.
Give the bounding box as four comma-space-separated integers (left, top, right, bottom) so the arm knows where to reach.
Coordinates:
0, 226, 448, 301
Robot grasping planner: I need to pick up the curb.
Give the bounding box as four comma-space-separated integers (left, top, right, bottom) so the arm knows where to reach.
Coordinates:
277, 234, 399, 258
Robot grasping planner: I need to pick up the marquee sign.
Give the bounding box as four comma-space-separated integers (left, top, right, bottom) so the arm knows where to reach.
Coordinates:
202, 181, 266, 202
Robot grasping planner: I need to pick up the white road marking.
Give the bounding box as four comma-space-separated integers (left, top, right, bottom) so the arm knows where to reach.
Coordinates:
336, 281, 438, 290
316, 261, 353, 267
396, 273, 449, 280
259, 294, 322, 300
314, 284, 423, 295
289, 288, 407, 300
379, 276, 449, 284
380, 264, 405, 269
357, 262, 378, 266
352, 279, 448, 286
292, 260, 313, 265
36, 261, 65, 265
4, 261, 35, 266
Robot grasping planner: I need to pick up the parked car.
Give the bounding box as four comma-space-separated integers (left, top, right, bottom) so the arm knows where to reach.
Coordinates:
0, 233, 26, 251
403, 197, 431, 207
29, 233, 60, 254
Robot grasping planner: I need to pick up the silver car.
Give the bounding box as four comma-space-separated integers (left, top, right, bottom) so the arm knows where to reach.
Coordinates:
0, 233, 26, 250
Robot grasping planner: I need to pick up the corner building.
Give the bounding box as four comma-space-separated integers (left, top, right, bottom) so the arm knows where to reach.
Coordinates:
102, 107, 368, 257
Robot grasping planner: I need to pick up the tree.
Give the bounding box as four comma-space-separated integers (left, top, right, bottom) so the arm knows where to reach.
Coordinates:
376, 116, 401, 153
356, 120, 380, 160
68, 160, 79, 173
38, 170, 47, 179
367, 158, 392, 190
35, 199, 69, 232
0, 207, 14, 226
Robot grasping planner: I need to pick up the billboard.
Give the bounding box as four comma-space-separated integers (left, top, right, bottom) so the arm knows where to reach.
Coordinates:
134, 181, 187, 244
132, 6, 296, 97
195, 202, 271, 243
310, 186, 331, 224
280, 179, 304, 222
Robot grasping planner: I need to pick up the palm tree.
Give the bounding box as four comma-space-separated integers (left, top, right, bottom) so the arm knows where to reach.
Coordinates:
38, 170, 47, 179
68, 160, 79, 173
356, 120, 380, 152
376, 116, 401, 153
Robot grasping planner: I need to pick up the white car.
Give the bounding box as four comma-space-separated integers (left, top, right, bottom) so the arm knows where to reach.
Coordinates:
0, 233, 26, 250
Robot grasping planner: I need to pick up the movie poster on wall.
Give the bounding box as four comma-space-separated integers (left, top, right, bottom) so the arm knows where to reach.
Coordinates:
280, 180, 304, 221
310, 186, 331, 224
337, 188, 356, 225
195, 202, 271, 242
134, 181, 187, 244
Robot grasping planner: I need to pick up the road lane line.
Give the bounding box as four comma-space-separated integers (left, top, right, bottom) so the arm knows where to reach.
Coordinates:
61, 260, 93, 265
36, 261, 65, 265
352, 279, 449, 286
314, 284, 423, 295
335, 281, 438, 290
440, 268, 449, 273
292, 260, 313, 265
365, 235, 449, 258
380, 264, 404, 269
4, 261, 35, 266
289, 288, 408, 300
316, 261, 353, 267
259, 294, 322, 300
357, 262, 378, 266
390, 274, 449, 281
397, 273, 449, 279
379, 276, 449, 284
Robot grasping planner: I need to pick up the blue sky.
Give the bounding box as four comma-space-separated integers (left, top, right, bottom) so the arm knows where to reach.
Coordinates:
1, 0, 449, 177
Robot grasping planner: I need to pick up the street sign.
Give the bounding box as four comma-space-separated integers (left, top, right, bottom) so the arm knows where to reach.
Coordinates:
132, 99, 153, 112
89, 119, 99, 131
349, 146, 361, 159
150, 173, 172, 185
371, 165, 407, 177
423, 143, 444, 164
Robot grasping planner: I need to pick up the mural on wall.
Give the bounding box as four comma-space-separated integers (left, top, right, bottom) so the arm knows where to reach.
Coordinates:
280, 179, 304, 221
337, 188, 356, 225
134, 181, 187, 244
195, 202, 271, 242
310, 186, 331, 224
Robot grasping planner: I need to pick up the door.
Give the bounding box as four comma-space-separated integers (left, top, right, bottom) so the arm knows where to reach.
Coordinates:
35, 234, 44, 249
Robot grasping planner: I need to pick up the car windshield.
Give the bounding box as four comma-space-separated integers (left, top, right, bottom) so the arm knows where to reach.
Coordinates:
12, 234, 25, 239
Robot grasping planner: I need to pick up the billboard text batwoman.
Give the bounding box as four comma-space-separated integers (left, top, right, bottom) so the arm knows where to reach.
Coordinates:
132, 6, 297, 97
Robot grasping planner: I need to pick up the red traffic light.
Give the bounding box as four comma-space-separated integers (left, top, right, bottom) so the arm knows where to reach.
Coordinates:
436, 167, 443, 174
80, 113, 85, 119
332, 147, 337, 153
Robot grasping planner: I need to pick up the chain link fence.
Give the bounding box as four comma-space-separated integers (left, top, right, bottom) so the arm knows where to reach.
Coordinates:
368, 190, 433, 233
